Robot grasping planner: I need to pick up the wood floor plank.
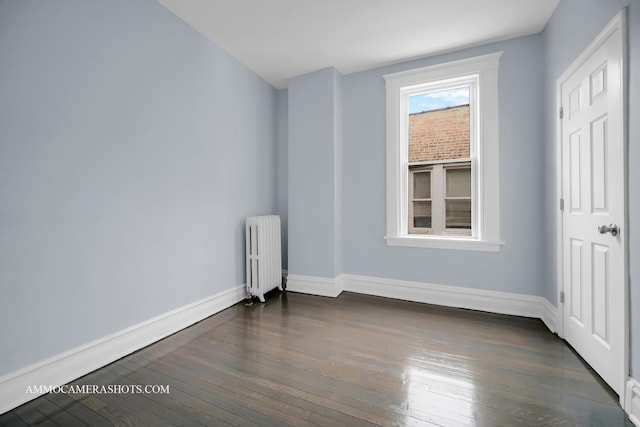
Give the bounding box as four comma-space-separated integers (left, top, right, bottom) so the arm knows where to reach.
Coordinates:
2, 291, 632, 426
133, 346, 388, 426
24, 397, 87, 427
11, 403, 50, 426
113, 361, 262, 427
0, 411, 30, 426
44, 393, 114, 427
117, 358, 371, 427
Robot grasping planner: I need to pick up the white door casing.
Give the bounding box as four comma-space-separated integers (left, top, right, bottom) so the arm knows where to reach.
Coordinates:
557, 10, 627, 399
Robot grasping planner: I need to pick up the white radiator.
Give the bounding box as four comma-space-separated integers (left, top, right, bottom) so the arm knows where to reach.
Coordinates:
245, 215, 282, 302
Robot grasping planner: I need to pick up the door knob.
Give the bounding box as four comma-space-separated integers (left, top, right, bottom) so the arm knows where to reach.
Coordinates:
598, 224, 619, 236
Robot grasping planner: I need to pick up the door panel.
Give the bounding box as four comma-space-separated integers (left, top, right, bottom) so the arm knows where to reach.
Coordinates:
569, 239, 583, 323
560, 18, 625, 397
591, 116, 608, 212
591, 243, 609, 344
569, 131, 582, 212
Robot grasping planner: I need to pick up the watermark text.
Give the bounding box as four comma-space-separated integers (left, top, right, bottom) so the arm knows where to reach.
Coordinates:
26, 384, 170, 395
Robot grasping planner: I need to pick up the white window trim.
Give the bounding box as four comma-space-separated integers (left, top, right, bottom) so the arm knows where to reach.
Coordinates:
383, 52, 504, 252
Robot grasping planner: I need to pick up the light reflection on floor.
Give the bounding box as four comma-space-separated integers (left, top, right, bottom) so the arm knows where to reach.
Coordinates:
404, 357, 477, 426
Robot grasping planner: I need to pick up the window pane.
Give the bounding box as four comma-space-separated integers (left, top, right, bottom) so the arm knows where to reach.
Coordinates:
446, 167, 471, 197
413, 201, 431, 228
446, 199, 471, 229
408, 86, 470, 162
413, 171, 430, 199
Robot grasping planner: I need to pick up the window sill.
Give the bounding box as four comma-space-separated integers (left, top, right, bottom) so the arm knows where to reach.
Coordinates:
384, 235, 504, 252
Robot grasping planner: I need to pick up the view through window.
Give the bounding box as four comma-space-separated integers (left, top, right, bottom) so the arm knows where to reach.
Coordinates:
408, 87, 472, 235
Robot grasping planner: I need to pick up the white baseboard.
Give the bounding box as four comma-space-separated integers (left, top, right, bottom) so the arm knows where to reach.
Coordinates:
538, 297, 560, 334
627, 378, 640, 426
342, 275, 558, 330
0, 284, 246, 415
286, 274, 343, 297
286, 273, 558, 332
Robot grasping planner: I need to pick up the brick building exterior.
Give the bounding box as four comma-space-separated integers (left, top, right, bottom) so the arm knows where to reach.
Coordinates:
408, 104, 470, 162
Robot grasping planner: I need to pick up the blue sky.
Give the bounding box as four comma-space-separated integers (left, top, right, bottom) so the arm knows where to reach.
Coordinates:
408, 86, 469, 114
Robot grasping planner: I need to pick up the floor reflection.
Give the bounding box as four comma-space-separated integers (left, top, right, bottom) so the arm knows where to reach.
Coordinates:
404, 358, 476, 425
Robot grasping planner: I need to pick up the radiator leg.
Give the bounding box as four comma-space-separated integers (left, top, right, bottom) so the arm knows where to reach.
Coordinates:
257, 293, 265, 303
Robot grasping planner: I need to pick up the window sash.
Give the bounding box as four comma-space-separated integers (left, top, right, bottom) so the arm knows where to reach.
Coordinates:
404, 77, 477, 238
409, 162, 471, 236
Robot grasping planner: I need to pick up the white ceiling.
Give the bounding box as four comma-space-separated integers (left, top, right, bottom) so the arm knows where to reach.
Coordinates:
156, 0, 560, 89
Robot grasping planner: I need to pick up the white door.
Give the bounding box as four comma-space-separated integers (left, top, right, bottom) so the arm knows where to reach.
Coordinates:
560, 12, 626, 397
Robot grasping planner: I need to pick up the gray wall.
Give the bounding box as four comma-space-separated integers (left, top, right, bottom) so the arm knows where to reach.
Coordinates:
340, 35, 546, 295
0, 0, 278, 376
277, 89, 289, 270
542, 0, 639, 379
288, 68, 343, 278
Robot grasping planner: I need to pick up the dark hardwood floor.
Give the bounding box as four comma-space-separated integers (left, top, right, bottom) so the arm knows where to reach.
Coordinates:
1, 291, 633, 426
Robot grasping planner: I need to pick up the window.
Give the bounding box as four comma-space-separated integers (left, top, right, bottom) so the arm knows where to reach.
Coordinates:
384, 52, 503, 251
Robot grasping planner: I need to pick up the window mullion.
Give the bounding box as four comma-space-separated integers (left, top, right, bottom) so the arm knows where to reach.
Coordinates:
408, 168, 417, 233
432, 164, 445, 234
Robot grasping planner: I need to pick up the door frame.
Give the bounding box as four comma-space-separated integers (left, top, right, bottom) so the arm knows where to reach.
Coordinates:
555, 8, 628, 404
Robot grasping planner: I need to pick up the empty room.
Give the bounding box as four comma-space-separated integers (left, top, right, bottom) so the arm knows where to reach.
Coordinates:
1, 0, 639, 425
